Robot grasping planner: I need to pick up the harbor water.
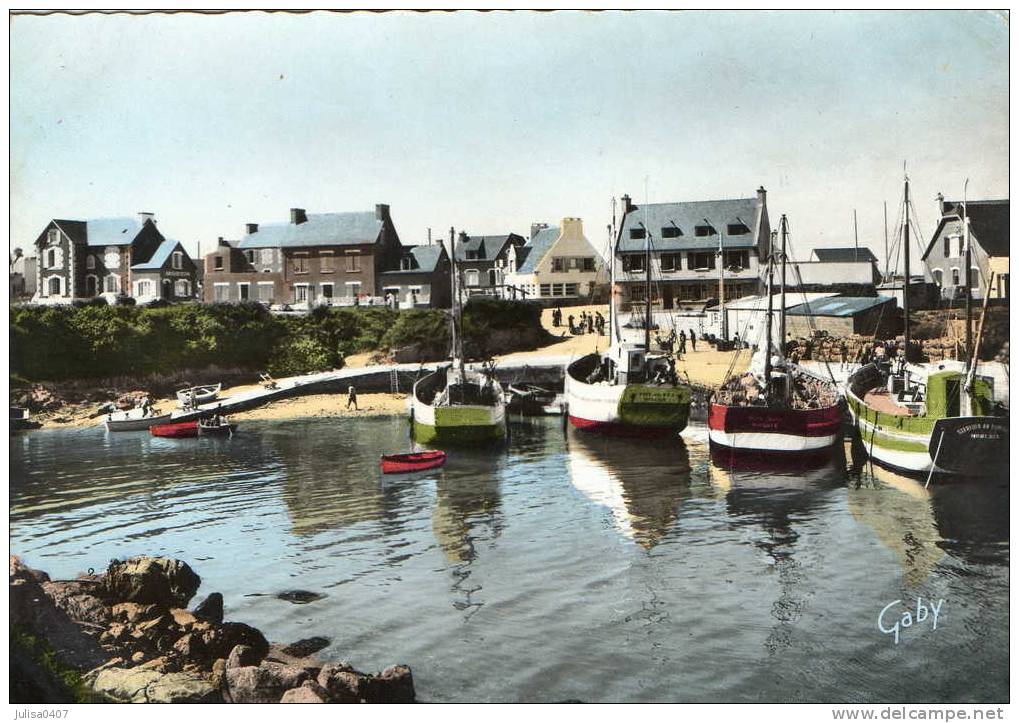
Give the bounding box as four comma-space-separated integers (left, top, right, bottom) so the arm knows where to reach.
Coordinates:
10, 417, 1009, 703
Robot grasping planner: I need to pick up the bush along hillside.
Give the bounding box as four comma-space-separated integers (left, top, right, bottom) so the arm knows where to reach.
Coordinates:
10, 299, 551, 383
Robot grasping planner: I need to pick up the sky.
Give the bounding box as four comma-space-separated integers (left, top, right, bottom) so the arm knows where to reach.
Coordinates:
9, 10, 1009, 267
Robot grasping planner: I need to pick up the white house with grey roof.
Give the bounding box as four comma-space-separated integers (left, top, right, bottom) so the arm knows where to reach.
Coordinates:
504, 217, 604, 302
614, 187, 770, 311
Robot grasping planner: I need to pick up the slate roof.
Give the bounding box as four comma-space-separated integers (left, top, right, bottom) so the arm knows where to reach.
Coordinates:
937, 199, 1009, 257
812, 247, 879, 263
131, 239, 181, 270
785, 295, 893, 317
49, 218, 145, 247
515, 226, 560, 274
381, 245, 445, 274
617, 198, 760, 253
454, 233, 521, 262
237, 212, 383, 249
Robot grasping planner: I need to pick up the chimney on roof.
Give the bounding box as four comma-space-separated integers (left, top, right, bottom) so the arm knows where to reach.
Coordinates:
217, 236, 230, 248
936, 192, 946, 216
621, 194, 634, 215
245, 223, 258, 235
530, 222, 548, 240
375, 204, 390, 221
458, 231, 469, 243
139, 211, 155, 225
757, 186, 767, 206
290, 208, 307, 225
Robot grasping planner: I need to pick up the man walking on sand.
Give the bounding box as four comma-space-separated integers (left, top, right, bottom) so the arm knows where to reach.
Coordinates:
347, 385, 358, 411
690, 329, 697, 352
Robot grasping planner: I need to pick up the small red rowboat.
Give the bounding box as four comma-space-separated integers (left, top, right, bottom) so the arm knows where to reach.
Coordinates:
380, 450, 447, 474
150, 420, 199, 438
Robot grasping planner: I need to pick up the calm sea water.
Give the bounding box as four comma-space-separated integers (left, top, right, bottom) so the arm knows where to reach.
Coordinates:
10, 417, 1009, 703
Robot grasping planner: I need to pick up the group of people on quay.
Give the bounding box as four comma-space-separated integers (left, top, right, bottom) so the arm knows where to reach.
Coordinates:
552, 308, 606, 336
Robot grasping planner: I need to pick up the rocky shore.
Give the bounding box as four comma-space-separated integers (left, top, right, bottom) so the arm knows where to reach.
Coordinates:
10, 555, 415, 704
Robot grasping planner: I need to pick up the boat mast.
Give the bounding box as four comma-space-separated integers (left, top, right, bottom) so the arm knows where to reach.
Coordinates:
963, 178, 972, 363
903, 172, 912, 359
717, 223, 727, 340
643, 202, 652, 353
883, 201, 889, 282
609, 197, 616, 346
780, 215, 788, 352
449, 226, 458, 363
764, 247, 775, 390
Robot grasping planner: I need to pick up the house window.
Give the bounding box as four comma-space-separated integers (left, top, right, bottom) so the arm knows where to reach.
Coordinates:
690, 252, 716, 270
959, 236, 965, 257
952, 267, 960, 286
294, 255, 309, 274
320, 251, 334, 273
172, 251, 183, 270
48, 277, 61, 296
629, 227, 645, 240
695, 225, 716, 237
244, 250, 256, 264
238, 283, 250, 301
321, 283, 334, 299
630, 283, 647, 301
175, 279, 190, 297
971, 266, 981, 287
582, 257, 595, 272
214, 283, 229, 302
564, 283, 579, 296
214, 256, 224, 271
86, 255, 96, 270
660, 253, 682, 272
623, 255, 646, 272
933, 269, 944, 286
345, 253, 361, 272
944, 237, 951, 258
552, 257, 565, 272
539, 284, 551, 297
400, 256, 414, 271
295, 284, 309, 302
105, 275, 120, 293
552, 283, 564, 296
137, 280, 152, 297
488, 269, 498, 286
258, 283, 274, 303
46, 249, 56, 268
466, 250, 479, 260
662, 226, 682, 238
727, 223, 750, 236
724, 249, 750, 269
345, 282, 361, 299
465, 269, 479, 287
47, 228, 58, 245
409, 286, 422, 304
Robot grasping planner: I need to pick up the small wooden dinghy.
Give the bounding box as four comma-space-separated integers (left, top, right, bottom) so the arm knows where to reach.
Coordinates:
380, 450, 447, 474
105, 408, 172, 432
198, 417, 237, 437
150, 420, 199, 438
176, 384, 222, 408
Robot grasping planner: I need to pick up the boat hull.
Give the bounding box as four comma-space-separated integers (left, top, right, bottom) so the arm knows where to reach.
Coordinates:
104, 412, 173, 432
150, 421, 199, 438
410, 368, 506, 446
565, 354, 690, 437
707, 402, 843, 456
381, 450, 448, 474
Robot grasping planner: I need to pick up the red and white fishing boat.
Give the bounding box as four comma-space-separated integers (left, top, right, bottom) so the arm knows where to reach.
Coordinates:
708, 215, 844, 465
380, 450, 448, 474
150, 420, 200, 438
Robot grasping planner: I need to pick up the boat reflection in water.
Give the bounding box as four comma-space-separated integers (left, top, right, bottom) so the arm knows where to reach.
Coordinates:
846, 463, 945, 588
565, 429, 691, 550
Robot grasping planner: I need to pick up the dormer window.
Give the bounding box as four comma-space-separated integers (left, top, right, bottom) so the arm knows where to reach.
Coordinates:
400, 256, 414, 270
695, 225, 716, 237
662, 226, 682, 238
47, 228, 59, 245
172, 251, 183, 270
727, 223, 750, 236
629, 228, 646, 240
467, 250, 479, 260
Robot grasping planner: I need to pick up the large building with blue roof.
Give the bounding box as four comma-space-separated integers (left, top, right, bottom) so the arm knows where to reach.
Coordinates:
31, 212, 198, 304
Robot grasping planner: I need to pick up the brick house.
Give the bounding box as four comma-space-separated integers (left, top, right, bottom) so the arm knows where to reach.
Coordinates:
202, 205, 449, 308
923, 197, 1008, 300
614, 188, 770, 310
31, 213, 198, 304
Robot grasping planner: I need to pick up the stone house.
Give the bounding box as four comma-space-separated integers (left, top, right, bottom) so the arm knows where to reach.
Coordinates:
504, 218, 604, 302
923, 197, 1008, 300
452, 231, 526, 296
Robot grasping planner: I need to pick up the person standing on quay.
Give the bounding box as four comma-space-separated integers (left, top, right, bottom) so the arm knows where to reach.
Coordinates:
568, 314, 576, 335
347, 385, 358, 411
689, 329, 697, 352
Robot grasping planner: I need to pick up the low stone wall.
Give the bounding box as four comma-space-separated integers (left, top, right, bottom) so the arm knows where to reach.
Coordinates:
10, 555, 415, 704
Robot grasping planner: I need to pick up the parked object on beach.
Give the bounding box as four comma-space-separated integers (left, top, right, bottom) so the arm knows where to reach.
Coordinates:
10, 407, 42, 432
709, 215, 844, 465
150, 420, 200, 438
197, 416, 236, 437
380, 449, 448, 474
104, 407, 173, 432
176, 383, 222, 408
565, 198, 691, 437
506, 384, 560, 416
410, 227, 506, 445
846, 173, 1009, 479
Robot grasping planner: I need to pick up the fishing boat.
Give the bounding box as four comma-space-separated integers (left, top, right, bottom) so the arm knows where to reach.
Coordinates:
846, 173, 1009, 478
564, 197, 691, 437
708, 215, 844, 465
10, 407, 42, 432
506, 383, 559, 416
380, 450, 448, 474
104, 407, 173, 432
150, 420, 199, 438
197, 416, 236, 437
410, 228, 506, 445
176, 383, 222, 408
